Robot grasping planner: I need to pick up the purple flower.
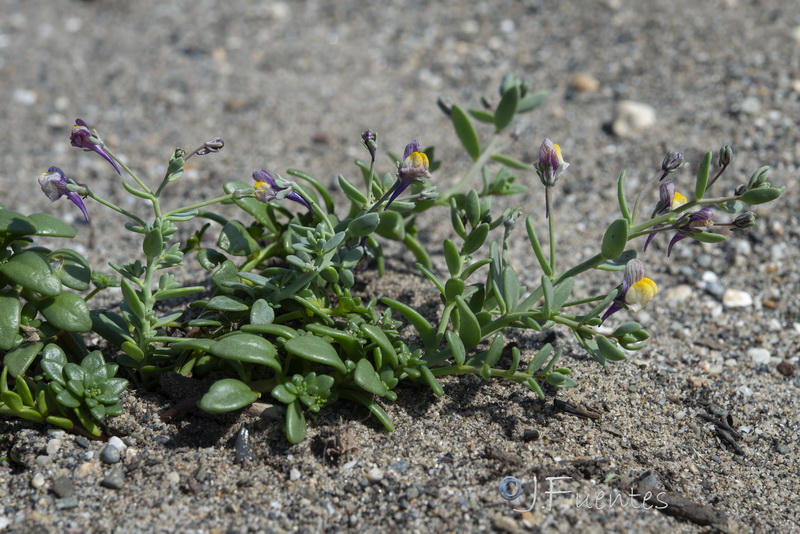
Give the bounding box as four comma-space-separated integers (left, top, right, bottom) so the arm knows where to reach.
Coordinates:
643, 181, 688, 251
601, 259, 658, 323
536, 138, 568, 188
71, 119, 121, 174
38, 166, 90, 222
386, 140, 431, 208
666, 208, 714, 256
252, 170, 312, 212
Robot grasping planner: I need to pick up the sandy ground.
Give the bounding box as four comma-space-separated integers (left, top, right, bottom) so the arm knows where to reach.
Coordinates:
1, 0, 799, 532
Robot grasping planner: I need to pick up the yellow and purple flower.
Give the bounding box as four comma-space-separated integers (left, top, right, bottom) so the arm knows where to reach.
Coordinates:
386, 140, 431, 208
536, 138, 569, 217
601, 259, 658, 323
666, 207, 714, 257
38, 166, 90, 222
252, 170, 312, 211
70, 118, 121, 174
643, 181, 688, 251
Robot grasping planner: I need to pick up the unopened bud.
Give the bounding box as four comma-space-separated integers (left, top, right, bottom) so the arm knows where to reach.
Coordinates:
195, 138, 225, 155
361, 130, 377, 158
437, 96, 453, 117
746, 165, 770, 190
661, 151, 685, 175
718, 145, 733, 167
732, 211, 756, 229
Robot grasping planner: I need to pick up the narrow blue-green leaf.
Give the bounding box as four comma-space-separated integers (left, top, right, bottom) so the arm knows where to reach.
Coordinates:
516, 90, 548, 113
451, 104, 481, 161
485, 334, 504, 367
526, 343, 552, 374
443, 239, 462, 276
360, 324, 398, 369
502, 266, 520, 310
601, 218, 629, 260
525, 217, 553, 277
462, 223, 490, 256
596, 335, 628, 362
694, 151, 712, 200
338, 174, 368, 206
616, 171, 632, 223
445, 330, 466, 366
381, 297, 436, 350
468, 108, 495, 124
455, 295, 481, 350
494, 85, 519, 132
738, 186, 784, 205
419, 366, 444, 397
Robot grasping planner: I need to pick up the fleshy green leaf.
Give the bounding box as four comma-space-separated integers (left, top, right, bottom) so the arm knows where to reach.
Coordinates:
347, 213, 380, 237
284, 335, 347, 374
360, 324, 398, 369
250, 299, 275, 325
446, 330, 466, 366
210, 333, 280, 372
0, 289, 21, 351
0, 209, 36, 236
0, 250, 61, 296
47, 249, 91, 291
285, 399, 307, 444
380, 297, 436, 350
198, 379, 259, 413
217, 221, 260, 256
3, 342, 43, 382
450, 104, 481, 161
694, 152, 712, 200
39, 291, 92, 332
490, 153, 534, 171
494, 85, 519, 132
354, 359, 387, 396
601, 218, 629, 260
516, 90, 547, 113
738, 186, 784, 205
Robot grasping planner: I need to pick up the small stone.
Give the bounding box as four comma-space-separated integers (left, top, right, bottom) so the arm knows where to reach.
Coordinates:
100, 468, 126, 490
722, 289, 752, 308
570, 72, 600, 92
736, 385, 754, 397
777, 360, 796, 376
289, 468, 301, 481
663, 284, 693, 302
54, 497, 79, 510
74, 436, 91, 449
74, 461, 97, 478
522, 429, 540, 442
748, 348, 771, 365
100, 444, 122, 464
12, 88, 37, 106
688, 376, 709, 388
51, 475, 75, 498
107, 436, 126, 452
389, 460, 410, 474
737, 96, 761, 115
703, 281, 725, 301
165, 471, 180, 484
792, 25, 800, 43
366, 467, 384, 483
493, 515, 519, 533
406, 486, 420, 500
775, 442, 791, 455
46, 439, 62, 456
611, 100, 656, 137
31, 474, 46, 489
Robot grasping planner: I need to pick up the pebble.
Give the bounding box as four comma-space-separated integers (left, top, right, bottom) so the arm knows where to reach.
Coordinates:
108, 436, 127, 452
703, 281, 725, 301
493, 515, 519, 533
406, 486, 420, 500
31, 474, 46, 489
777, 360, 796, 376
289, 468, 301, 481
46, 439, 62, 456
100, 444, 122, 464
100, 468, 126, 490
663, 284, 693, 302
569, 72, 600, 92
165, 472, 180, 485
54, 497, 79, 510
74, 436, 91, 449
748, 348, 771, 365
611, 100, 656, 137
736, 385, 754, 397
737, 96, 761, 115
52, 476, 75, 499
722, 289, 753, 308
366, 467, 384, 483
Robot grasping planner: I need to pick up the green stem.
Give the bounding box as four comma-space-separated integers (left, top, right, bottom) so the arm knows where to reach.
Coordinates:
441, 134, 502, 199
163, 194, 234, 218
103, 146, 153, 195
546, 186, 556, 277
86, 191, 147, 227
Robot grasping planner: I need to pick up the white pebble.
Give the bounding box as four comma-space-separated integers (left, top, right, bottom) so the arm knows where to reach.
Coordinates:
367, 467, 384, 483
663, 284, 693, 302
31, 474, 46, 489
736, 385, 754, 397
46, 439, 62, 456
107, 436, 127, 452
748, 347, 771, 365
289, 468, 301, 481
612, 100, 656, 137
722, 289, 752, 308
165, 471, 180, 484
738, 96, 761, 115
12, 88, 37, 105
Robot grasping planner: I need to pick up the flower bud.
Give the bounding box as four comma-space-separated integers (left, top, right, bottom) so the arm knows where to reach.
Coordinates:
437, 96, 453, 117
361, 130, 378, 158
732, 211, 756, 229
195, 138, 224, 155
718, 145, 733, 167
660, 151, 685, 175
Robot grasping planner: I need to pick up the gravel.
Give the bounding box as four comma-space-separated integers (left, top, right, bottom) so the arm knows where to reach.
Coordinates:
2, 0, 800, 532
